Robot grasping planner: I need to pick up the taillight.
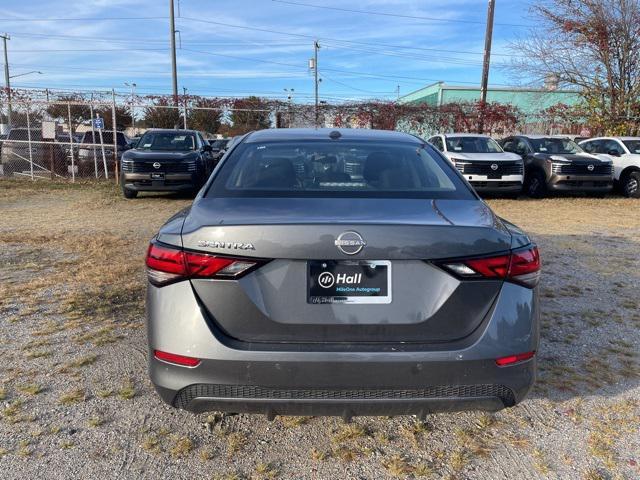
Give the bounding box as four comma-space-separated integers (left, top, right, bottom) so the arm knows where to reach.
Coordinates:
440, 245, 540, 288
495, 351, 535, 367
146, 242, 262, 287
153, 350, 200, 367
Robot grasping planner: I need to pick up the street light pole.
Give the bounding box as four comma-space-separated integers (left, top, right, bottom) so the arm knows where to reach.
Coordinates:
1, 34, 11, 128
284, 88, 294, 127
478, 0, 495, 134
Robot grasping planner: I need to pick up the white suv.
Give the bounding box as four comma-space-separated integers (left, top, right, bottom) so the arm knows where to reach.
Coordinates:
579, 137, 640, 197
428, 133, 523, 195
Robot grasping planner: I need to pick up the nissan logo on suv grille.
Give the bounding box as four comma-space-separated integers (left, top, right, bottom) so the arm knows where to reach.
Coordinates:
490, 163, 499, 171
587, 164, 595, 171
153, 162, 161, 169
335, 231, 367, 255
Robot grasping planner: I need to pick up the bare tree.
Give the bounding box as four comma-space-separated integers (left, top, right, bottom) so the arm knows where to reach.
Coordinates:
510, 0, 640, 134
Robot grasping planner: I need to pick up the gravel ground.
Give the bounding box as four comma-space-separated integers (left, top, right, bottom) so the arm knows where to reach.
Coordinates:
0, 179, 638, 480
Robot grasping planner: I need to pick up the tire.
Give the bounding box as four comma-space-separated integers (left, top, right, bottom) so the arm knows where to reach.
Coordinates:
620, 171, 640, 198
525, 171, 547, 198
122, 186, 138, 199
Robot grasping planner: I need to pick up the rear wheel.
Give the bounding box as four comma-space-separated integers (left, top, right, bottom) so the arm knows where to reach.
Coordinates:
620, 171, 640, 198
525, 171, 547, 198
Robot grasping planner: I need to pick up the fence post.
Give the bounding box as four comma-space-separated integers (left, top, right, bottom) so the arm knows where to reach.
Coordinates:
96, 112, 108, 180
89, 96, 98, 178
67, 102, 75, 183
183, 95, 188, 129
26, 106, 34, 180
112, 89, 119, 184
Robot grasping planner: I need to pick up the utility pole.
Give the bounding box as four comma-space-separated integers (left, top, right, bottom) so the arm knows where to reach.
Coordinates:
169, 0, 178, 106
1, 34, 11, 128
478, 0, 495, 134
396, 85, 400, 101
313, 40, 320, 127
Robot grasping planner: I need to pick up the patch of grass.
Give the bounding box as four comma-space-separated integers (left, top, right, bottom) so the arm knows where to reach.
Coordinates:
332, 445, 359, 462
226, 432, 247, 456
199, 447, 215, 461
141, 435, 161, 454
0, 387, 6, 400
117, 381, 136, 400
0, 447, 10, 456
70, 354, 98, 368
254, 462, 279, 479
310, 447, 328, 461
59, 388, 85, 405
24, 350, 52, 359
413, 462, 433, 477
331, 423, 367, 443
278, 416, 311, 428
2, 399, 23, 418
170, 436, 194, 458
95, 389, 113, 398
60, 440, 75, 449
382, 454, 412, 477
17, 440, 32, 457
87, 416, 104, 428
17, 383, 43, 395
532, 449, 552, 476
449, 449, 469, 473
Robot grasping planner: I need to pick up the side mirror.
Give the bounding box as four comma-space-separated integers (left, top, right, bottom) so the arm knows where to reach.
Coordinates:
607, 149, 621, 157
515, 148, 526, 156
122, 144, 131, 151
203, 144, 212, 152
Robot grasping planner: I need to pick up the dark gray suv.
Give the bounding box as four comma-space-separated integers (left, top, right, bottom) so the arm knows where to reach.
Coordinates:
146, 128, 540, 418
501, 135, 613, 197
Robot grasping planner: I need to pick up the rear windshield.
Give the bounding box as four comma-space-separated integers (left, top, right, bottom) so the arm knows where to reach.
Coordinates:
445, 136, 502, 153
530, 138, 582, 154
207, 140, 474, 199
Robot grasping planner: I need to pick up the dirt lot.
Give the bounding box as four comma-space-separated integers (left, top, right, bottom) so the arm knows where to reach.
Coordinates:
0, 179, 638, 480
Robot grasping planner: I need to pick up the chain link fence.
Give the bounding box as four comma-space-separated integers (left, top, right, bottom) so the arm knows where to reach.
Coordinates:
0, 88, 592, 181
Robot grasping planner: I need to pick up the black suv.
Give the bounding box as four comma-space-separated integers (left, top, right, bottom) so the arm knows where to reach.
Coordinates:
501, 135, 613, 197
120, 129, 214, 199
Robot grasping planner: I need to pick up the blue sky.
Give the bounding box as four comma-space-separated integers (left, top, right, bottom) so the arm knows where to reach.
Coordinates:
0, 0, 535, 102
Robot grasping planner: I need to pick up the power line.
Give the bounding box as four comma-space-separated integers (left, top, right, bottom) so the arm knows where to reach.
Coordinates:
0, 16, 167, 22
271, 0, 531, 27
178, 17, 519, 57
183, 46, 509, 86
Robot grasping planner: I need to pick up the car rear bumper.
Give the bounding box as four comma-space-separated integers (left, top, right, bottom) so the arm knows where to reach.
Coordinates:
147, 280, 539, 417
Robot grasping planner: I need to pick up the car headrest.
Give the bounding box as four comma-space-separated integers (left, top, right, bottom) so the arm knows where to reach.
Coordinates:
363, 152, 395, 182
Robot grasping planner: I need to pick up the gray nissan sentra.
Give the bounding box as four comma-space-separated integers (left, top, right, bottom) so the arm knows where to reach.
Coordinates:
146, 128, 540, 419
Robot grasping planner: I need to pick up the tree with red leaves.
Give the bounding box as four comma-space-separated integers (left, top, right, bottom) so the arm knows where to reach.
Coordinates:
510, 0, 640, 134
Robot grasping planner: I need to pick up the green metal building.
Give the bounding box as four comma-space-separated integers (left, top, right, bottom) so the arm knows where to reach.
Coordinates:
398, 82, 582, 114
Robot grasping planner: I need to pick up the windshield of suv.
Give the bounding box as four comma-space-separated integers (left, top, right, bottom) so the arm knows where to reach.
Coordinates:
207, 140, 474, 200
137, 131, 197, 151
445, 136, 502, 153
529, 138, 582, 154
622, 140, 640, 153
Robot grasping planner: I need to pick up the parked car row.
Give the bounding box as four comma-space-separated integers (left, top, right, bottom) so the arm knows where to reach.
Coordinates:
428, 133, 640, 198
